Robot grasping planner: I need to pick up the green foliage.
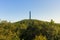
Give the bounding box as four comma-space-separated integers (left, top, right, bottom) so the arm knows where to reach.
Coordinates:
34, 35, 47, 40
50, 19, 54, 25
0, 19, 60, 40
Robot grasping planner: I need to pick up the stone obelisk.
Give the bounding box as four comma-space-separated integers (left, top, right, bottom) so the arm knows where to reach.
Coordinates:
29, 11, 31, 20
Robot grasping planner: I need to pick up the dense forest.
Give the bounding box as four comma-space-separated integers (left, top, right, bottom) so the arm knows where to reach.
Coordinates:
0, 19, 60, 40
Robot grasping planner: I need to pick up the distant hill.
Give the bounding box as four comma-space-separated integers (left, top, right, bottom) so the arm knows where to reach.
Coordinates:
0, 19, 60, 40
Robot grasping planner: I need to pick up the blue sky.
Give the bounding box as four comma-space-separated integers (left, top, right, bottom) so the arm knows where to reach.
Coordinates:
0, 0, 60, 23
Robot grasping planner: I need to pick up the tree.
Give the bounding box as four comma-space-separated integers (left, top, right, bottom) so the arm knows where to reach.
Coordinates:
50, 19, 54, 24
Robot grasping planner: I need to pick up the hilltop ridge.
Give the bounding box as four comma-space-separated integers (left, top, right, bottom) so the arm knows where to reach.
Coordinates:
0, 19, 60, 40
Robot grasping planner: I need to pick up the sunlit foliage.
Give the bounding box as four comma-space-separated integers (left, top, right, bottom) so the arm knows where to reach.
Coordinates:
0, 19, 60, 40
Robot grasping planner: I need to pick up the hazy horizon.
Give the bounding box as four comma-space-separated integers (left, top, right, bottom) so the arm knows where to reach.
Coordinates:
0, 0, 60, 23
